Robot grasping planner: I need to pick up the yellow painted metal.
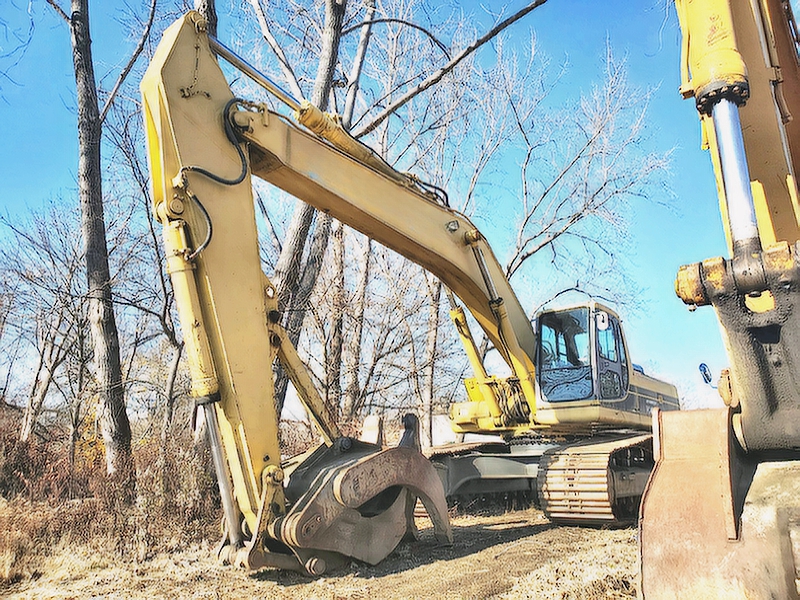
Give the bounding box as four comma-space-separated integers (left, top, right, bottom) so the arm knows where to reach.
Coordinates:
141, 12, 283, 533
295, 101, 413, 188
652, 2, 800, 594
234, 106, 540, 420
143, 17, 687, 560
676, 0, 748, 101
161, 219, 219, 398
681, 0, 800, 251
449, 306, 489, 381
270, 320, 340, 446
449, 307, 504, 420
142, 14, 457, 573
732, 0, 800, 246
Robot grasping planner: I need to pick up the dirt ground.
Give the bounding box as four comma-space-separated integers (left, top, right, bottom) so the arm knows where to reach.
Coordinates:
2, 508, 638, 600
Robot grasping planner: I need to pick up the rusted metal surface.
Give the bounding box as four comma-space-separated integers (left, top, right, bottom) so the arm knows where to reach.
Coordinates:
640, 407, 800, 599
222, 433, 451, 576
537, 433, 653, 525
676, 239, 800, 453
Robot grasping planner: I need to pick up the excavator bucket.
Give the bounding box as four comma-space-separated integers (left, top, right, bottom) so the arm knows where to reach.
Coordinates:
233, 417, 452, 575
640, 408, 800, 599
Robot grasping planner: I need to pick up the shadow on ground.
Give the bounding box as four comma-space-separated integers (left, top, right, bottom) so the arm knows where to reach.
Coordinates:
251, 514, 556, 586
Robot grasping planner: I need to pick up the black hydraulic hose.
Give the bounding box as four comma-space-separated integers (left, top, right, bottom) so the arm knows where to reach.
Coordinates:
182, 98, 249, 186
186, 193, 213, 261
181, 98, 249, 260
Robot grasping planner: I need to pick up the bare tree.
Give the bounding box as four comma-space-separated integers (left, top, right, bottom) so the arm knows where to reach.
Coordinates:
244, 0, 547, 416
503, 46, 669, 307
45, 0, 157, 496
103, 97, 185, 441
341, 236, 372, 418
0, 214, 80, 443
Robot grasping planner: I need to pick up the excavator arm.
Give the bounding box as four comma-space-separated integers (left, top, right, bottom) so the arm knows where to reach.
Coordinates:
144, 9, 544, 438
236, 104, 539, 423
640, 1, 800, 597
142, 12, 452, 574
142, 6, 685, 559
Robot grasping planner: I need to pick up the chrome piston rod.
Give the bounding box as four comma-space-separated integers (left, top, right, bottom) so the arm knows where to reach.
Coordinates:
209, 36, 302, 112
203, 403, 243, 547
711, 98, 761, 253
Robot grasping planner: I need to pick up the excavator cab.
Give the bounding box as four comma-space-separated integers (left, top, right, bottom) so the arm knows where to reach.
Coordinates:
449, 301, 677, 437
538, 304, 633, 404
535, 302, 676, 418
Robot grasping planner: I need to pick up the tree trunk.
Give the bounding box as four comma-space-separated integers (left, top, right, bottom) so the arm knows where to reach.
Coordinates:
272, 0, 347, 416
69, 1, 133, 497
160, 342, 183, 443
324, 0, 376, 421
326, 221, 344, 412
68, 331, 89, 487
274, 212, 333, 414
420, 277, 442, 449
20, 365, 54, 443
342, 237, 371, 419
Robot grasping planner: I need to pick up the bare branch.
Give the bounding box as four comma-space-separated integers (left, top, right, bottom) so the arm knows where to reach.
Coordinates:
98, 0, 157, 124
46, 0, 70, 22
249, 0, 304, 101
342, 18, 450, 59
352, 0, 547, 138
342, 0, 376, 129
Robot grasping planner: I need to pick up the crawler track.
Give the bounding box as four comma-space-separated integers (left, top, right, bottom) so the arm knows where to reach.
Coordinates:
537, 434, 654, 525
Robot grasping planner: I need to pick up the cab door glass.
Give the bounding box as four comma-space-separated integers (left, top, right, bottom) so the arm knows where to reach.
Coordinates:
596, 312, 624, 399
537, 308, 593, 401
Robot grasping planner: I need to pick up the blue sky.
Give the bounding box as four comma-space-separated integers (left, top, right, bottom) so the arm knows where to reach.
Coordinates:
0, 0, 733, 407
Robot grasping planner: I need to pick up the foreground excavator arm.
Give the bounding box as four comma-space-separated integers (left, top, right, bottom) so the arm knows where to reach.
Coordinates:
640, 1, 800, 597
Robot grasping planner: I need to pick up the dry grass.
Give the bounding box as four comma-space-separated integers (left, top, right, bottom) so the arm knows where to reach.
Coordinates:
0, 413, 640, 598
0, 413, 221, 590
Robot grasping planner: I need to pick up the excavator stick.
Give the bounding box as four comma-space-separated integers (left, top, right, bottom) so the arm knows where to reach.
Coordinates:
141, 12, 451, 574
640, 408, 800, 599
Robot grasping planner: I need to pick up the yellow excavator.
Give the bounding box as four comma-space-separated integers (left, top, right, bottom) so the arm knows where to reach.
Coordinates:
640, 0, 800, 598
140, 10, 677, 575
433, 298, 679, 524
142, 0, 800, 594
